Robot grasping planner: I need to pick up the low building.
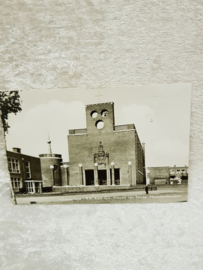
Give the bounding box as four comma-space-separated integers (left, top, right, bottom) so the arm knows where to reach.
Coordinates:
147, 165, 188, 185
7, 148, 42, 194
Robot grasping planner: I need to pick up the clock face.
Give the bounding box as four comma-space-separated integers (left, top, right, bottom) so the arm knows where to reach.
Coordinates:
102, 110, 108, 117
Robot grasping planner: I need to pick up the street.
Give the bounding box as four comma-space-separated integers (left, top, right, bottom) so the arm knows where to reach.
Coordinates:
16, 186, 188, 205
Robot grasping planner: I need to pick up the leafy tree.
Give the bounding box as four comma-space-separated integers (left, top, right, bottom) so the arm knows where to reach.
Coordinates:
0, 91, 22, 133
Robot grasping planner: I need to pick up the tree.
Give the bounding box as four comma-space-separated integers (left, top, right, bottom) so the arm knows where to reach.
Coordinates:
0, 91, 22, 133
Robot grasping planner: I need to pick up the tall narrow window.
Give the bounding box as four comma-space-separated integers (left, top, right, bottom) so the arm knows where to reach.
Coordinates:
25, 161, 31, 179
26, 182, 34, 193
11, 178, 21, 192
8, 159, 20, 173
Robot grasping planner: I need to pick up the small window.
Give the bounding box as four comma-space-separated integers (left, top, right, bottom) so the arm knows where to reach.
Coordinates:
26, 182, 34, 193
11, 178, 21, 192
25, 161, 31, 179
8, 159, 20, 173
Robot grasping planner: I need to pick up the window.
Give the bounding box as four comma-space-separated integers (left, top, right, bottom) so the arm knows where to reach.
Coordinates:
26, 182, 34, 193
177, 170, 181, 174
25, 161, 31, 179
8, 158, 20, 173
11, 177, 21, 192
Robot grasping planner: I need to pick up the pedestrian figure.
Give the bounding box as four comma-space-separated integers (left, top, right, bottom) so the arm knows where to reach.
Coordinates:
145, 185, 149, 194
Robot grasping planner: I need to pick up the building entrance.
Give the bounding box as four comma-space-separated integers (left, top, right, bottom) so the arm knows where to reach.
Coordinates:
98, 170, 107, 185
115, 169, 120, 185
85, 170, 94, 186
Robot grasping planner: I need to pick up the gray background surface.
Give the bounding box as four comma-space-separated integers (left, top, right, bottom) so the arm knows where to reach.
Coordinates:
0, 1, 203, 269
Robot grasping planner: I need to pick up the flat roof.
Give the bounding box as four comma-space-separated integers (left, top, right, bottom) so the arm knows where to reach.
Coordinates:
86, 102, 114, 106
7, 151, 39, 159
24, 180, 42, 182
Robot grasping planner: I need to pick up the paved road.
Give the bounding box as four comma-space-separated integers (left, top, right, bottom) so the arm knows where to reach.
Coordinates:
16, 187, 187, 204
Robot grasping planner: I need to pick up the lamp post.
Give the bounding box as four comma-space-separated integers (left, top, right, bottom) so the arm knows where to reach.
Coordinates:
111, 162, 115, 186
145, 115, 154, 186
79, 164, 83, 185
128, 161, 132, 186
94, 163, 99, 186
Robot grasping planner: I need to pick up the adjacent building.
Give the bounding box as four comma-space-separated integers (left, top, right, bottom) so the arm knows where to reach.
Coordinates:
7, 148, 42, 194
147, 165, 188, 185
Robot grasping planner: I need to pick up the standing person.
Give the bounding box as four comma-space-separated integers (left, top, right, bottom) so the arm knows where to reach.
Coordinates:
145, 185, 149, 194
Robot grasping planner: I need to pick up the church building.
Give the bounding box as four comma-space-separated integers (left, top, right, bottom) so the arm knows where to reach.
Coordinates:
65, 102, 146, 190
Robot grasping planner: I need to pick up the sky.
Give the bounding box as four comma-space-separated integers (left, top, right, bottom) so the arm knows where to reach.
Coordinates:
5, 84, 191, 167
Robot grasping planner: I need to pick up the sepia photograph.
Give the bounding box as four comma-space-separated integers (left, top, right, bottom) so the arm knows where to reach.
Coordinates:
1, 1, 203, 269
1, 84, 191, 205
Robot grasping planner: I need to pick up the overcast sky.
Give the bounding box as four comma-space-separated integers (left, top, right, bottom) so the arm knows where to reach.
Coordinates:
6, 84, 191, 167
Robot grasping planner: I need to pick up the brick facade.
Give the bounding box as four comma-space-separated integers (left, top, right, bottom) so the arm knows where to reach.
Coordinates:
68, 102, 146, 187
39, 154, 62, 187
7, 149, 42, 192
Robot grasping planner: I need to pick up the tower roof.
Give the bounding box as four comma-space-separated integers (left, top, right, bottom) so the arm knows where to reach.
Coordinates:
85, 102, 114, 107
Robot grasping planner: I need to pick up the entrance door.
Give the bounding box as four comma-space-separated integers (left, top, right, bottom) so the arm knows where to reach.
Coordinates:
85, 170, 94, 186
115, 169, 120, 185
98, 170, 107, 185
35, 183, 42, 193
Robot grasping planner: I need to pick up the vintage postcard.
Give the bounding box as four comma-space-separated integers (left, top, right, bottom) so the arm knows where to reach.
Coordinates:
1, 84, 191, 204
